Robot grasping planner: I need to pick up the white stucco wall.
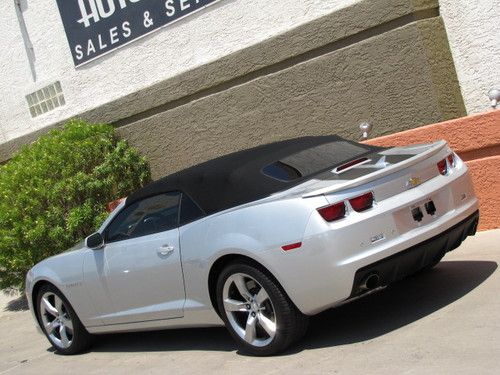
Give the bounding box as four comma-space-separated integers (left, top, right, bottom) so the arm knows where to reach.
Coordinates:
440, 0, 500, 114
0, 0, 360, 143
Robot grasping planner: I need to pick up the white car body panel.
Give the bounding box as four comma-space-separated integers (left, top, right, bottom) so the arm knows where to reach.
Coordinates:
26, 140, 479, 335
82, 227, 185, 326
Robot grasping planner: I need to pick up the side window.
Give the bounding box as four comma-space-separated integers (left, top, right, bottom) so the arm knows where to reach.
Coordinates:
106, 192, 180, 243
179, 193, 205, 226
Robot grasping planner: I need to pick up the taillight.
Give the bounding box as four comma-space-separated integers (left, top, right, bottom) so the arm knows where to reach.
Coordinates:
317, 202, 346, 222
447, 154, 455, 168
349, 192, 374, 212
437, 159, 448, 175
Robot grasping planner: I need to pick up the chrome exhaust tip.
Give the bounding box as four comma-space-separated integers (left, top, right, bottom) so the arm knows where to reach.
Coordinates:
360, 273, 380, 291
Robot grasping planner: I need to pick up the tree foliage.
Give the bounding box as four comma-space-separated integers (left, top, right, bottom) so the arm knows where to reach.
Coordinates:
0, 120, 151, 289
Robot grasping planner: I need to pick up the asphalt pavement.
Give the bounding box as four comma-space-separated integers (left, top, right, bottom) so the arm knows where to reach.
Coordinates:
1, 229, 499, 375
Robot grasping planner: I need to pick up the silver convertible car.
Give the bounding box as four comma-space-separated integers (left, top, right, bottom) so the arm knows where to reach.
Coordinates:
26, 136, 479, 356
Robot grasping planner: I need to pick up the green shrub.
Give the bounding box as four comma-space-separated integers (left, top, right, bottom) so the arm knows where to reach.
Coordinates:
0, 119, 151, 289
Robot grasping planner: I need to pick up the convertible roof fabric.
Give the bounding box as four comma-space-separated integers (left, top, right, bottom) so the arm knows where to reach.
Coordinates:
127, 135, 381, 214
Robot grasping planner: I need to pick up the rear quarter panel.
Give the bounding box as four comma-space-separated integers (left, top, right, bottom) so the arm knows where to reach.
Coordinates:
179, 195, 328, 314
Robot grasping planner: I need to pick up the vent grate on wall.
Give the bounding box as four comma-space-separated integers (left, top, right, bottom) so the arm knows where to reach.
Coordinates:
26, 82, 65, 118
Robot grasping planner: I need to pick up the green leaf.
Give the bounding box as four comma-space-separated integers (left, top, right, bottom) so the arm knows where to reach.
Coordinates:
0, 119, 151, 289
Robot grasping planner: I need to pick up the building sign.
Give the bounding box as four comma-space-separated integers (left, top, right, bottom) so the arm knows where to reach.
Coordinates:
56, 0, 222, 67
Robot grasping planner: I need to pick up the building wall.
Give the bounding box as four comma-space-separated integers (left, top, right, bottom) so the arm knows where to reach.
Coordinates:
0, 0, 362, 142
440, 0, 500, 114
0, 0, 467, 178
118, 16, 466, 178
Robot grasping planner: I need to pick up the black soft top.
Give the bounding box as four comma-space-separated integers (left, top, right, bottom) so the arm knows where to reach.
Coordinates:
127, 135, 380, 214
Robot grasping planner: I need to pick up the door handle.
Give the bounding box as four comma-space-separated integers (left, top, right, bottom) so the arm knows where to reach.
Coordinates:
157, 245, 174, 256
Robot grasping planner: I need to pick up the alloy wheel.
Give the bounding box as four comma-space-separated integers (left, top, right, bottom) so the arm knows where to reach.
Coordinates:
222, 273, 277, 347
39, 292, 74, 349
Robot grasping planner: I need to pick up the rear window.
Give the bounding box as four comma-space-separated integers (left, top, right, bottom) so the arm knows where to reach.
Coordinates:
261, 141, 372, 181
262, 161, 302, 182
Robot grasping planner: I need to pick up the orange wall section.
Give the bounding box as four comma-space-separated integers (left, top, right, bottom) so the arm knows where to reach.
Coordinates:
364, 110, 500, 231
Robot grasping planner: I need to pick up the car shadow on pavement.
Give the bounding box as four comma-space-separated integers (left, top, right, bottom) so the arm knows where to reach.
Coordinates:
293, 260, 497, 353
90, 260, 496, 355
92, 326, 236, 353
4, 294, 28, 312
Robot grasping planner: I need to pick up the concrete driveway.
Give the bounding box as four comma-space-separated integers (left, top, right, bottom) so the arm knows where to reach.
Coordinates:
1, 230, 499, 375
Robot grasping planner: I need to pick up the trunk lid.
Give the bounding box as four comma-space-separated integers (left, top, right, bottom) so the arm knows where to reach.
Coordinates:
297, 140, 451, 201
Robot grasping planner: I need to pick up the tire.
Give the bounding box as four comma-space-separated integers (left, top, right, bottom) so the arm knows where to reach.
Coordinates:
36, 284, 94, 355
216, 261, 308, 356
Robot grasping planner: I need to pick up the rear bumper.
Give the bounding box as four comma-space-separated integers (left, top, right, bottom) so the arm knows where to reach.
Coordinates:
350, 210, 479, 297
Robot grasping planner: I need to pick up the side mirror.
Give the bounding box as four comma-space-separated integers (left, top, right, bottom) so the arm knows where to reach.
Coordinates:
85, 232, 104, 250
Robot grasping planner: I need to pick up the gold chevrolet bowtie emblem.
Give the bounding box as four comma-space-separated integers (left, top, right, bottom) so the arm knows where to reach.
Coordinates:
406, 177, 422, 188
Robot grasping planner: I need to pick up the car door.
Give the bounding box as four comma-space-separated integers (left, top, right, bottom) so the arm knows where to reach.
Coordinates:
83, 192, 185, 326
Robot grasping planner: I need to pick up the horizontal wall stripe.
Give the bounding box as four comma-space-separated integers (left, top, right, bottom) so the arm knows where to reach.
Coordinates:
112, 8, 440, 128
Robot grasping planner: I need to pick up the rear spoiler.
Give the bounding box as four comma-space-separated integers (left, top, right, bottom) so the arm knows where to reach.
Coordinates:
302, 140, 448, 198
